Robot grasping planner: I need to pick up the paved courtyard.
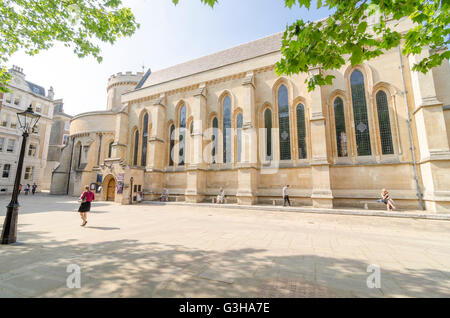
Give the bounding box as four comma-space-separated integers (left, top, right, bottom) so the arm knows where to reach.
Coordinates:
0, 194, 449, 298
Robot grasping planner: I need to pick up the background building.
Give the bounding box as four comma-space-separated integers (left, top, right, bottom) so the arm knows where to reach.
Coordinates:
51, 17, 450, 212
0, 66, 56, 193
41, 99, 72, 191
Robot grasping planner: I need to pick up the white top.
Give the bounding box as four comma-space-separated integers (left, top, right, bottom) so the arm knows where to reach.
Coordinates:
282, 186, 288, 197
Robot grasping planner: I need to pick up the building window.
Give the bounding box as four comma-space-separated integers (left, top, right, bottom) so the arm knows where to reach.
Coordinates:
178, 105, 186, 166
10, 117, 17, 129
28, 143, 37, 157
376, 91, 394, 155
169, 125, 175, 166
212, 117, 218, 164
350, 70, 372, 156
7, 139, 15, 153
14, 96, 20, 106
65, 122, 70, 131
43, 105, 49, 115
32, 124, 40, 135
24, 166, 33, 180
1, 114, 8, 127
35, 103, 42, 113
278, 85, 291, 160
133, 130, 139, 166
190, 122, 194, 135
222, 96, 232, 163
5, 93, 11, 103
108, 141, 113, 158
264, 109, 272, 161
141, 113, 149, 167
0, 137, 4, 152
63, 135, 69, 145
296, 103, 307, 159
77, 143, 82, 168
334, 97, 348, 157
236, 112, 243, 163
2, 164, 10, 178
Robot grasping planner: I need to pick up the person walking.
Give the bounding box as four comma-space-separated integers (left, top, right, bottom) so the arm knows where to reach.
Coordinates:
381, 188, 396, 212
32, 183, 37, 195
18, 184, 22, 194
24, 184, 30, 195
283, 185, 291, 207
78, 185, 95, 227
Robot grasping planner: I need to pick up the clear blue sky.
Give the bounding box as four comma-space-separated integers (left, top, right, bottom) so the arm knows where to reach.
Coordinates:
9, 0, 331, 116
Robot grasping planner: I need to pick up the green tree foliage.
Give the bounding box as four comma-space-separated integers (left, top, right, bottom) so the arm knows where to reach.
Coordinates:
175, 0, 449, 91
0, 0, 139, 92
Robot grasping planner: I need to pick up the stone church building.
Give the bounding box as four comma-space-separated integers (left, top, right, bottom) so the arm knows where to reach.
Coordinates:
51, 17, 450, 212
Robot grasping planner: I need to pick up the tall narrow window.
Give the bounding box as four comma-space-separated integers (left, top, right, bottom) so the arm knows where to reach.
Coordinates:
141, 113, 149, 166
334, 97, 348, 157
376, 91, 394, 155
169, 125, 175, 166
179, 105, 186, 166
77, 143, 82, 168
2, 164, 10, 178
133, 130, 139, 166
212, 117, 218, 164
296, 103, 307, 159
108, 141, 113, 158
264, 109, 272, 160
236, 113, 243, 163
278, 85, 291, 160
350, 70, 371, 156
222, 96, 232, 163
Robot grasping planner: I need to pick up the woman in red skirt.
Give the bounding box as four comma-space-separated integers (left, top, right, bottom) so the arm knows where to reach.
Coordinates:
78, 185, 95, 226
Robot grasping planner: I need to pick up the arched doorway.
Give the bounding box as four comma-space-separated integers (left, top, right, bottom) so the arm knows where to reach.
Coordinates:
106, 178, 116, 201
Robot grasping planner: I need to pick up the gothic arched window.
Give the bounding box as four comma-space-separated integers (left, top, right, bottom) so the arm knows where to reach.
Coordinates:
141, 113, 148, 166
296, 103, 307, 159
350, 70, 371, 156
133, 130, 139, 166
334, 97, 348, 157
278, 85, 291, 160
212, 117, 218, 164
169, 125, 175, 166
236, 113, 243, 163
264, 108, 272, 161
222, 96, 232, 163
179, 105, 186, 166
376, 90, 394, 155
108, 141, 113, 158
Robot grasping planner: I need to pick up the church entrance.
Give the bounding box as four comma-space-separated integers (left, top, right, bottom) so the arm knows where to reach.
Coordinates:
106, 178, 116, 201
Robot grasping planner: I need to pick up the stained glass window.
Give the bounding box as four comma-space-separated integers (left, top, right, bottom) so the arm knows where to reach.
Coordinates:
169, 125, 175, 166
264, 109, 272, 161
350, 70, 371, 156
334, 97, 348, 157
133, 130, 139, 166
278, 85, 291, 160
296, 103, 307, 159
212, 117, 218, 164
376, 91, 394, 155
236, 113, 243, 163
179, 105, 186, 166
223, 96, 232, 163
141, 113, 148, 166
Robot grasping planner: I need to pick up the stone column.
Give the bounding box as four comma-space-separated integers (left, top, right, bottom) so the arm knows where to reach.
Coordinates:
112, 107, 129, 160
409, 50, 450, 212
146, 95, 167, 200
236, 72, 258, 205
308, 67, 333, 208
185, 85, 207, 203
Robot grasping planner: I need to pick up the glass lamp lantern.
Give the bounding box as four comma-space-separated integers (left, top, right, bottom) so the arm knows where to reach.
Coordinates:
17, 105, 41, 133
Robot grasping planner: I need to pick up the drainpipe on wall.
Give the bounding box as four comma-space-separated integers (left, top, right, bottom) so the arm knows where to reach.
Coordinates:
398, 45, 425, 211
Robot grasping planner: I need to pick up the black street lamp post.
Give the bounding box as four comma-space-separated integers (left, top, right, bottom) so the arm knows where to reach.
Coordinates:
1, 105, 40, 244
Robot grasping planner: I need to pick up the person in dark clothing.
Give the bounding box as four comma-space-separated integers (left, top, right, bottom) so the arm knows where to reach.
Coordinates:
32, 183, 37, 195
283, 185, 291, 207
78, 185, 95, 227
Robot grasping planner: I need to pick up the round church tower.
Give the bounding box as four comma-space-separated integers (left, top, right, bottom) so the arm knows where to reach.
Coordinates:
106, 71, 144, 112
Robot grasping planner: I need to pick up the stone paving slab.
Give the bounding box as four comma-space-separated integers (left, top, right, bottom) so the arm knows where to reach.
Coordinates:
0, 194, 450, 298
